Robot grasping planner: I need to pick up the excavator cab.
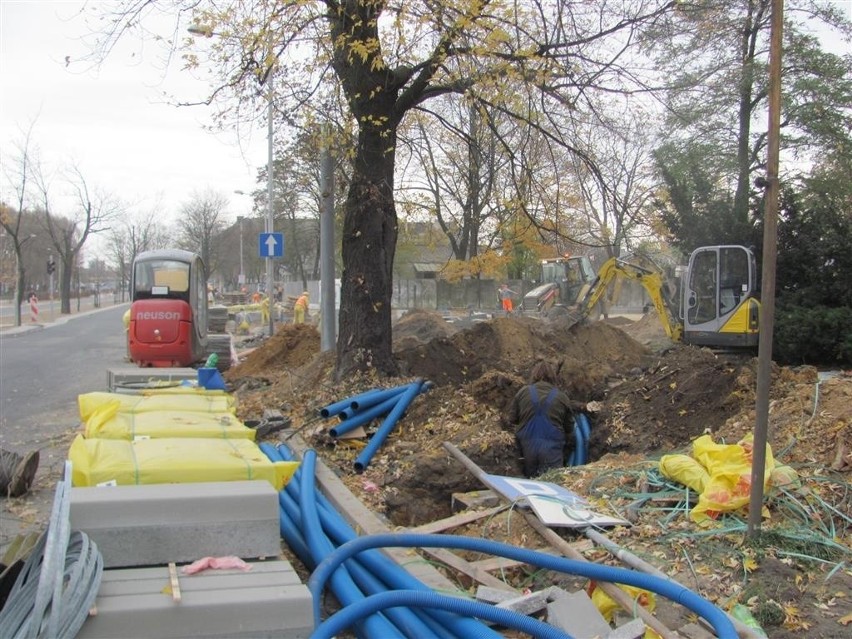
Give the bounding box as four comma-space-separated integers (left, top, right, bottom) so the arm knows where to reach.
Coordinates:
128, 249, 209, 367
682, 245, 759, 348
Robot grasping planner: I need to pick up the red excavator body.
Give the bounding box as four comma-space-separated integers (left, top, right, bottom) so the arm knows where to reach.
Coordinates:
127, 249, 209, 368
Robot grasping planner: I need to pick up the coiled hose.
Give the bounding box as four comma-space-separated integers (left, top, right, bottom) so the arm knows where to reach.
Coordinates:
261, 443, 502, 639
309, 534, 738, 639
0, 462, 103, 639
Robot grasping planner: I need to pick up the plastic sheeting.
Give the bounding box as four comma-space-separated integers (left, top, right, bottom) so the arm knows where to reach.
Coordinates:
659, 434, 775, 525
69, 435, 298, 490
83, 403, 255, 441
78, 390, 235, 421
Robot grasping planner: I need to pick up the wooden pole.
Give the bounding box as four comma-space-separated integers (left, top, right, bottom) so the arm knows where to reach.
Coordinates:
748, 0, 784, 538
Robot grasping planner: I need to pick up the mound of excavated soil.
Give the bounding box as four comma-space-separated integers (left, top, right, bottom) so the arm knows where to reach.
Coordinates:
225, 323, 320, 378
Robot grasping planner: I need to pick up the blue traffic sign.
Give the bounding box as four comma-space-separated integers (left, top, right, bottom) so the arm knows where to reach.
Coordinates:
259, 232, 284, 258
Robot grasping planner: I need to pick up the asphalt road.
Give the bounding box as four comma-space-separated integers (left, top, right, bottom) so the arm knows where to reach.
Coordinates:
1, 304, 128, 548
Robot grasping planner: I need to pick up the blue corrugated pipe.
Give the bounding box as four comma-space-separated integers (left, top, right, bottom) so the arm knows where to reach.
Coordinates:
270, 443, 501, 639
321, 384, 412, 419
288, 451, 452, 639
337, 386, 412, 421
311, 590, 573, 639
353, 379, 425, 473
570, 421, 585, 466
299, 451, 400, 638
331, 394, 406, 437
568, 413, 592, 466
265, 442, 435, 636
577, 413, 590, 462
308, 534, 738, 639
349, 385, 412, 412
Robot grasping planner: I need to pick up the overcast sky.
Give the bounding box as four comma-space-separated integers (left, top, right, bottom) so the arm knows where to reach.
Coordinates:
0, 1, 264, 243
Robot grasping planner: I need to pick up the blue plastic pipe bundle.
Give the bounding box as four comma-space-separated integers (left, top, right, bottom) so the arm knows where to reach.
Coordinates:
259, 444, 738, 639
259, 442, 505, 639
319, 379, 432, 473
569, 413, 592, 466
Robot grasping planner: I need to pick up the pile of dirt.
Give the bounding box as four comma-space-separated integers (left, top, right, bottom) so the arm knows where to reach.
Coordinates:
226, 323, 320, 377
227, 312, 851, 638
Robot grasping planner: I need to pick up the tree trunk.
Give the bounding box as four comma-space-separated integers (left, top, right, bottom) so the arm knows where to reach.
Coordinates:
14, 252, 24, 326
733, 3, 760, 226
60, 259, 72, 314
335, 120, 400, 379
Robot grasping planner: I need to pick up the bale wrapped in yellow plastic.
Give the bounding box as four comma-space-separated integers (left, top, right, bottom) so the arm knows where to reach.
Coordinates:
69, 435, 298, 490
658, 453, 711, 493
690, 433, 774, 526
78, 390, 235, 422
83, 402, 255, 441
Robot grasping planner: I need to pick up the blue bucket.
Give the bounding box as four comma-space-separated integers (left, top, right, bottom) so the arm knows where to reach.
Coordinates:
197, 367, 226, 391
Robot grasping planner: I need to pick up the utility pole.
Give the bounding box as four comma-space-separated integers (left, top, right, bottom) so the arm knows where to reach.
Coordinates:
320, 129, 336, 351
265, 55, 275, 338
748, 0, 784, 538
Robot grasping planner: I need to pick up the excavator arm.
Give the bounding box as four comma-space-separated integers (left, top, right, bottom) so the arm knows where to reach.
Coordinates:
578, 258, 683, 341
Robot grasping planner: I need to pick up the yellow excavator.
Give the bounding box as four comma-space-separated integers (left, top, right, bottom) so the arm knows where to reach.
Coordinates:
576, 245, 760, 348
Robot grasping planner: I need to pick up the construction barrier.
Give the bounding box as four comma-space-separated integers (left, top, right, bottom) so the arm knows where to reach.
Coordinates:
29, 294, 38, 322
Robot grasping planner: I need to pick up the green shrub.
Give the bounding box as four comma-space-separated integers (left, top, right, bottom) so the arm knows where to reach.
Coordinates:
774, 304, 852, 366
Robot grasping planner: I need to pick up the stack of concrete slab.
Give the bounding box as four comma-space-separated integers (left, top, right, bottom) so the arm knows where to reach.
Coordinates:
69, 480, 282, 567
106, 367, 199, 394
76, 560, 312, 639
71, 480, 312, 638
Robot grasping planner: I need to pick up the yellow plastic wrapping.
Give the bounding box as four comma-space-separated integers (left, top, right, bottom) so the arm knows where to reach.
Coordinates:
69, 435, 298, 490
589, 582, 660, 639
658, 454, 710, 493
78, 390, 235, 421
83, 402, 255, 441
689, 434, 774, 525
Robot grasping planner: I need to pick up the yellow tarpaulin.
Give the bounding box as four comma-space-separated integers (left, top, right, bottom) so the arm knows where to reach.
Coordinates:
658, 434, 775, 526
83, 403, 255, 441
69, 435, 298, 490
79, 390, 235, 421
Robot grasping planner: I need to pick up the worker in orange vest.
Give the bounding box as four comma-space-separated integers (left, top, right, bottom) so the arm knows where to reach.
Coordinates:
294, 291, 309, 324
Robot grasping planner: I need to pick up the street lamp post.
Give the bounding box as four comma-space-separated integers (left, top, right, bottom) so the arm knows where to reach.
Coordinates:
265, 73, 275, 337
237, 215, 245, 287
194, 22, 276, 336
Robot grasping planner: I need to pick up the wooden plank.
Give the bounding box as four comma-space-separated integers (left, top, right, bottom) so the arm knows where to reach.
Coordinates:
286, 434, 459, 593
167, 562, 181, 603
408, 505, 507, 535
420, 548, 516, 592
469, 541, 592, 573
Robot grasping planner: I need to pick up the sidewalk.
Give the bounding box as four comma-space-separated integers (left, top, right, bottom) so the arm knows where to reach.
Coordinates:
0, 301, 128, 337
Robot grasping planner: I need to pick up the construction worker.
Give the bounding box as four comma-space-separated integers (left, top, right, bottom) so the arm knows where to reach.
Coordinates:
503, 361, 575, 478
294, 291, 309, 324
498, 283, 517, 315
260, 295, 270, 326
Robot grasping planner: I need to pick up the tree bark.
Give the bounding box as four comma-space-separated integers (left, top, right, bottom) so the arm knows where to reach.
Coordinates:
336, 115, 400, 379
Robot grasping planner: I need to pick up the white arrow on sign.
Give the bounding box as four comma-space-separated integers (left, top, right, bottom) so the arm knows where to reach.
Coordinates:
265, 235, 278, 254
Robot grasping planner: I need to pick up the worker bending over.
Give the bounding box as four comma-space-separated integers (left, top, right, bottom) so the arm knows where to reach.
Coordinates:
294, 291, 309, 324
503, 361, 575, 477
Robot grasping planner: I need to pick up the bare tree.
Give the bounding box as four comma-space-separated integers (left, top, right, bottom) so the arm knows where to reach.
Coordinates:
566, 113, 662, 259
105, 207, 171, 299
177, 189, 228, 275
35, 164, 120, 314
0, 121, 42, 326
